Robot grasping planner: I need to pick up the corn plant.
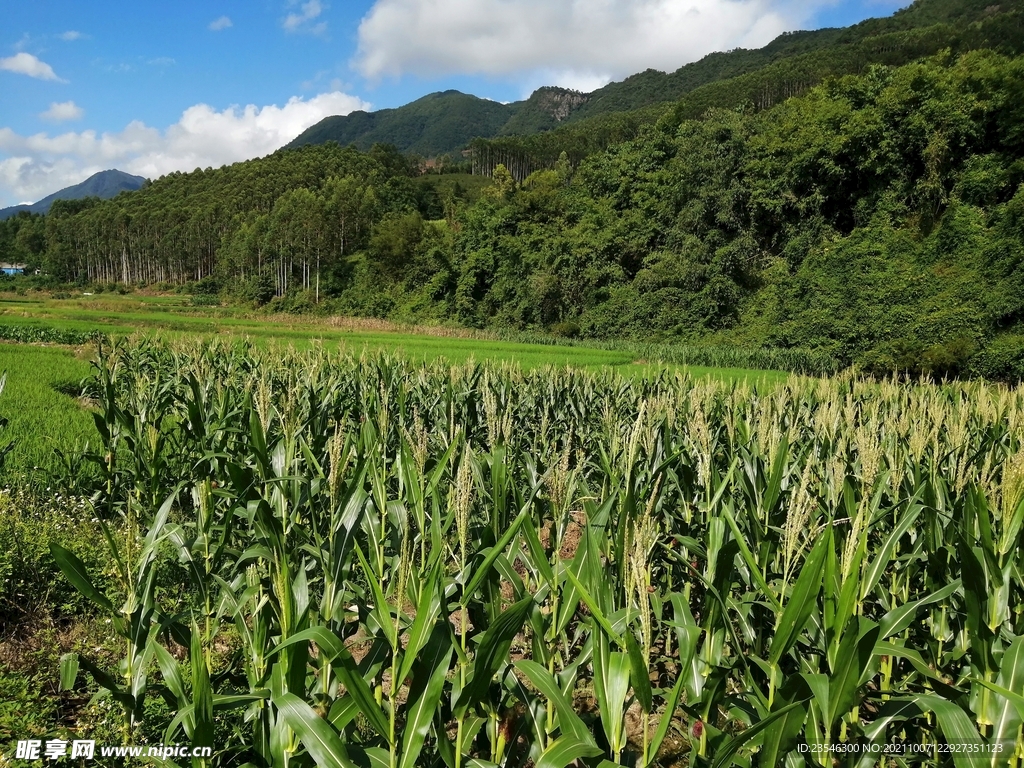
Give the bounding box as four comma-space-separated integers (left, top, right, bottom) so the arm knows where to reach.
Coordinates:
49, 338, 1024, 767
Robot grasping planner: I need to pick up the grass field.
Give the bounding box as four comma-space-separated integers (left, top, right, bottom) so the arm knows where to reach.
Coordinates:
0, 292, 799, 370
3, 292, 792, 377
0, 344, 95, 480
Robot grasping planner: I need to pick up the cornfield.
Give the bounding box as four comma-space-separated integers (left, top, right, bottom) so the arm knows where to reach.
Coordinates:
52, 338, 1024, 767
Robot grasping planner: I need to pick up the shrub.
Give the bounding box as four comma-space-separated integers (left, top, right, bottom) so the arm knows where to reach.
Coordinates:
966, 334, 1024, 381
191, 276, 223, 295
239, 272, 275, 307
549, 321, 581, 338
266, 291, 318, 315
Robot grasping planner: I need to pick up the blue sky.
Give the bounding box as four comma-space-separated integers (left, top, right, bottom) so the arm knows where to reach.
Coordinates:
0, 0, 907, 208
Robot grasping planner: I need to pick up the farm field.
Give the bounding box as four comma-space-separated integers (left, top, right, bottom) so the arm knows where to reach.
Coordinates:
0, 344, 94, 479
6, 0, 1024, 763
1, 335, 1021, 767
0, 292, 792, 482
0, 292, 796, 378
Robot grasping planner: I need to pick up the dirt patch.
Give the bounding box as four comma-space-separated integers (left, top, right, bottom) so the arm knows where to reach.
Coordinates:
537, 511, 587, 562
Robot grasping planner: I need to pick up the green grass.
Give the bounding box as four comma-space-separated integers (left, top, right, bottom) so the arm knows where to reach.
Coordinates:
0, 292, 790, 384
0, 344, 95, 479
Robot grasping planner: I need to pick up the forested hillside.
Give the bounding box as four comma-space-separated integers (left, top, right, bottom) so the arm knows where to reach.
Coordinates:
470, 1, 1024, 179
5, 46, 1024, 378
288, 0, 1023, 165
288, 87, 595, 158
287, 91, 514, 157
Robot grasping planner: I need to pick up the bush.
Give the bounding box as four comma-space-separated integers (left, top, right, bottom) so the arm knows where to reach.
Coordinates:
549, 321, 581, 339
190, 276, 223, 296
266, 291, 318, 315
239, 272, 275, 307
920, 337, 977, 378
966, 334, 1024, 382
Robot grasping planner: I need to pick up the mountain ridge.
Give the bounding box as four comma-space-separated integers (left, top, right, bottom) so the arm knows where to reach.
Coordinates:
287, 0, 1012, 158
0, 169, 147, 221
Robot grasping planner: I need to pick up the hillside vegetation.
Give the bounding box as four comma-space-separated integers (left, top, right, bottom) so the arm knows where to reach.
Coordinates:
3, 8, 1024, 379
288, 0, 1024, 163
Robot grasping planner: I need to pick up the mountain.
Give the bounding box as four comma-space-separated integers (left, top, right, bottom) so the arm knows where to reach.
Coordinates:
288, 91, 513, 157
287, 0, 1024, 159
0, 169, 147, 221
287, 87, 593, 157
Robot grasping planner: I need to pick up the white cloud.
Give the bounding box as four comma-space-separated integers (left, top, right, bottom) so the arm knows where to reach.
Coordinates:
209, 16, 233, 31
59, 30, 84, 41
355, 0, 811, 86
284, 0, 328, 34
0, 91, 370, 206
39, 101, 84, 122
0, 52, 65, 82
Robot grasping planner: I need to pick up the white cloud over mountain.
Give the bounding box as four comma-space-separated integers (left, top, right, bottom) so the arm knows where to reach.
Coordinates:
0, 53, 65, 82
355, 0, 806, 87
0, 91, 369, 207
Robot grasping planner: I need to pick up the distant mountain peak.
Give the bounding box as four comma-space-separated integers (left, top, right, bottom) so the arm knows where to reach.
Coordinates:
0, 169, 147, 220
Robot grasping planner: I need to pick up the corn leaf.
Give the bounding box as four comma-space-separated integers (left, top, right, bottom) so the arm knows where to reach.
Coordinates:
624, 630, 653, 714
769, 526, 829, 666
399, 625, 453, 768
49, 543, 114, 613
535, 736, 604, 768
274, 692, 358, 768
59, 653, 79, 692
827, 619, 879, 730
454, 595, 533, 718
514, 660, 596, 747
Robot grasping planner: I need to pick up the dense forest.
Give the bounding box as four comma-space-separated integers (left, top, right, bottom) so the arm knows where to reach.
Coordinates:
4, 45, 1024, 378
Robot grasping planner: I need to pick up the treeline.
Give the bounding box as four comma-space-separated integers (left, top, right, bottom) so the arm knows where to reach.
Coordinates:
6, 51, 1024, 378
33, 144, 425, 296
0, 212, 45, 266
